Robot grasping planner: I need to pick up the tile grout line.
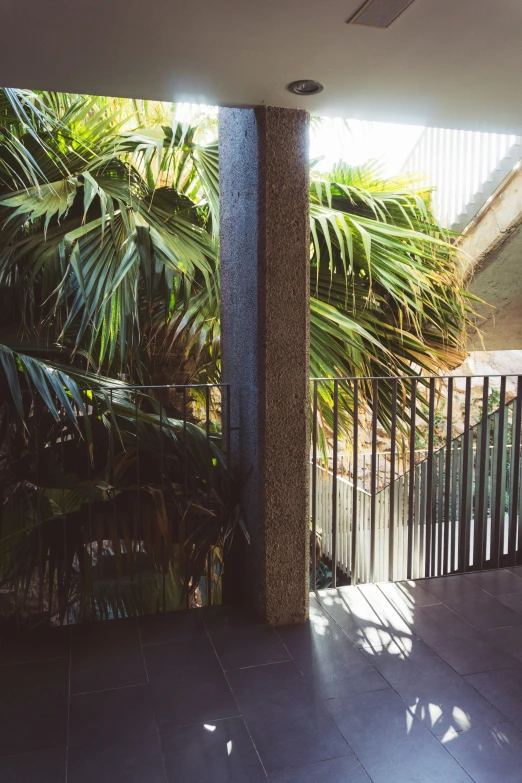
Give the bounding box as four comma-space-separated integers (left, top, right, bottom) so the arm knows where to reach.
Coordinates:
223, 657, 293, 673
65, 633, 72, 783
136, 620, 169, 783
274, 624, 378, 783
314, 589, 482, 783
359, 586, 521, 747
405, 596, 522, 678
374, 585, 522, 680
274, 607, 376, 782
268, 750, 368, 777
0, 654, 69, 668
71, 681, 148, 698
200, 612, 270, 781
360, 588, 520, 734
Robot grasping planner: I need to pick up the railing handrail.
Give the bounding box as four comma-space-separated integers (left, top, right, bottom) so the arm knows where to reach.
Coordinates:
96, 382, 229, 390
312, 461, 371, 497
311, 374, 522, 382
311, 372, 522, 587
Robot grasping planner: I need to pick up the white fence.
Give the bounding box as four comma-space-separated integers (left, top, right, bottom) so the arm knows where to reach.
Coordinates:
402, 128, 522, 232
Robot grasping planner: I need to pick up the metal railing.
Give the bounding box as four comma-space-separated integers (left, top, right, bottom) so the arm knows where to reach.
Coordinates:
311, 375, 522, 587
402, 128, 522, 232
0, 383, 231, 628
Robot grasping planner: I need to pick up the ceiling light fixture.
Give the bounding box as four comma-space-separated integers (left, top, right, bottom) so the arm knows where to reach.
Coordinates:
287, 80, 324, 96
348, 0, 417, 28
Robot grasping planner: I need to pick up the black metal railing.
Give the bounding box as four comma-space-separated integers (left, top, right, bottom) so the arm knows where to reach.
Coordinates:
0, 383, 232, 629
311, 374, 522, 588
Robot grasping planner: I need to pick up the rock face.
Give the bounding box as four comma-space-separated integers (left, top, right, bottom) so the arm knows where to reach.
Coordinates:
452, 351, 522, 394
325, 351, 522, 491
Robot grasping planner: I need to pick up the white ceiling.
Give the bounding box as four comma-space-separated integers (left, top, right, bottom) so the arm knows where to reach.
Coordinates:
2, 0, 522, 132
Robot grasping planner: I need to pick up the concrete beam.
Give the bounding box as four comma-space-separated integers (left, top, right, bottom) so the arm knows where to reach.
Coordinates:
219, 106, 310, 625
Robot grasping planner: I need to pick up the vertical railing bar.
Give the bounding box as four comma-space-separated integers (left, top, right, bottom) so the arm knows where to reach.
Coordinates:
159, 405, 166, 613
332, 380, 339, 588
428, 378, 438, 576
183, 387, 189, 609
135, 394, 143, 616
437, 449, 444, 575
370, 379, 378, 582
499, 393, 510, 563
413, 464, 422, 578
420, 460, 427, 575
493, 377, 507, 568
466, 431, 474, 569
509, 377, 522, 565
85, 406, 95, 623
425, 378, 436, 577
311, 381, 318, 590
205, 385, 212, 607
226, 384, 231, 469
490, 412, 499, 564
450, 439, 459, 572
110, 390, 118, 619
4, 407, 17, 627
518, 438, 522, 566
351, 379, 359, 586
407, 379, 416, 579
459, 377, 472, 573
33, 405, 45, 620
477, 377, 489, 571
60, 413, 69, 625
443, 377, 453, 574
389, 379, 397, 581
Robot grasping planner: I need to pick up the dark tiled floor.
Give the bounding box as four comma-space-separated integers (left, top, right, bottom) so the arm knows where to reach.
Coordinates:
2, 568, 522, 781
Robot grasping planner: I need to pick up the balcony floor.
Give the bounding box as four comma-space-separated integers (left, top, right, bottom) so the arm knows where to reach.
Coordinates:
2, 568, 522, 782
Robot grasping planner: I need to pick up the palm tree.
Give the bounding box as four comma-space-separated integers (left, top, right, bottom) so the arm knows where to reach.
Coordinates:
0, 89, 472, 420
0, 88, 474, 622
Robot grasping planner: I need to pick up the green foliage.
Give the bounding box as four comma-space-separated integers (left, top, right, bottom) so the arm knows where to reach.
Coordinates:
0, 88, 477, 621
0, 90, 473, 423
0, 367, 241, 625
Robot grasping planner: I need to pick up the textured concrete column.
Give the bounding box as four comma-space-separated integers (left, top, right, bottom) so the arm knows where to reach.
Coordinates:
219, 106, 310, 625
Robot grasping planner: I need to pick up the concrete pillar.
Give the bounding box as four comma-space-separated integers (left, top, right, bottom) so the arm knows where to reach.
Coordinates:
219, 106, 310, 625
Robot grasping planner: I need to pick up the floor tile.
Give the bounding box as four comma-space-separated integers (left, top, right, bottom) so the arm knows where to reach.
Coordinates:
202, 606, 290, 670
496, 592, 522, 613
464, 569, 522, 595
0, 626, 70, 665
70, 619, 147, 694
377, 579, 440, 610
138, 609, 206, 646
161, 717, 266, 782
0, 748, 66, 783
277, 597, 388, 699
269, 755, 370, 783
465, 668, 522, 729
324, 688, 473, 783
68, 733, 166, 783
442, 721, 522, 783
317, 585, 413, 651
0, 657, 69, 756
485, 625, 522, 664
407, 603, 519, 675
226, 660, 350, 772
69, 684, 157, 747
144, 635, 239, 729
415, 575, 522, 631
363, 636, 504, 736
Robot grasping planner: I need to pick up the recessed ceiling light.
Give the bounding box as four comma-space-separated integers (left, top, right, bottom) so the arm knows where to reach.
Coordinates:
348, 0, 417, 28
287, 80, 324, 96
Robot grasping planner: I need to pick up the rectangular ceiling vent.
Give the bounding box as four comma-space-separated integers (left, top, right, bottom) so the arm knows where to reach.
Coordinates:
348, 0, 417, 28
